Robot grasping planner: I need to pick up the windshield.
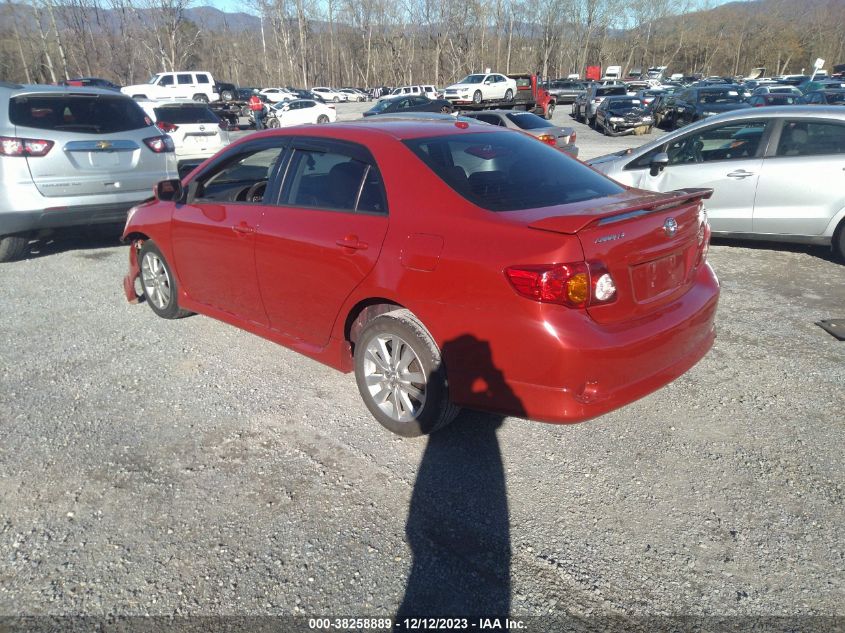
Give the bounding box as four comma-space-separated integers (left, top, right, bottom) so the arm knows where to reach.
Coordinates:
153, 105, 219, 124
697, 89, 742, 104
147, 74, 161, 85
403, 132, 622, 212
459, 75, 485, 84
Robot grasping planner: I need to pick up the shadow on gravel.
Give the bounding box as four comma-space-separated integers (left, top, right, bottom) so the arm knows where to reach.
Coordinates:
18, 224, 125, 261
395, 335, 522, 624
710, 237, 836, 263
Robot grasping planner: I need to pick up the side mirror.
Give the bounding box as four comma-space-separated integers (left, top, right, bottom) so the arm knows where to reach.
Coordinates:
649, 152, 669, 177
155, 178, 184, 202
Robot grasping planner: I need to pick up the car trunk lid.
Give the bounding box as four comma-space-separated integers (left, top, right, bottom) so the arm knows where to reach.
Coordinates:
524, 188, 712, 324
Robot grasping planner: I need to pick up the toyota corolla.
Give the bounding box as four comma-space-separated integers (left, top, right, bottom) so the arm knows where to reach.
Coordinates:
122, 119, 719, 436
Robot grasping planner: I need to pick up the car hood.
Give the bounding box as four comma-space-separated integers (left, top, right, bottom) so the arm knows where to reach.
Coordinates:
606, 107, 650, 117
120, 84, 150, 94
587, 149, 634, 169
445, 83, 481, 91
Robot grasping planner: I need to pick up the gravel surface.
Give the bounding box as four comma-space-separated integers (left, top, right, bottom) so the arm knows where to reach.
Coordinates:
1, 102, 843, 631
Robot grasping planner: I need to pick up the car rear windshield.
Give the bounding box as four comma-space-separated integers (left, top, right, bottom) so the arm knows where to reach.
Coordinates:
404, 131, 623, 212
505, 112, 552, 129
10, 94, 150, 133
597, 87, 627, 96
697, 89, 742, 104
606, 99, 643, 109
153, 105, 220, 124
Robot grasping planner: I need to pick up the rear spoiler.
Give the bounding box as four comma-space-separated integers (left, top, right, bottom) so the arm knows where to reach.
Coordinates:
528, 188, 713, 234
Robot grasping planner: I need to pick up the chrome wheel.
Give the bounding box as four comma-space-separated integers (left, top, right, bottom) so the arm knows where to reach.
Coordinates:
141, 251, 172, 310
363, 334, 427, 423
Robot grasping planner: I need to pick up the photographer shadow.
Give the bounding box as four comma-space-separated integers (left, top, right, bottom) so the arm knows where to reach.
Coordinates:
395, 335, 524, 623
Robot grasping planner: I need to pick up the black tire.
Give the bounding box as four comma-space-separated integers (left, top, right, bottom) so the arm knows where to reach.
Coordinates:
317, 114, 329, 124
192, 94, 209, 103
589, 116, 596, 128
473, 90, 482, 104
354, 309, 459, 437
504, 88, 514, 101
267, 117, 280, 129
834, 222, 845, 261
138, 241, 191, 319
221, 90, 234, 101
439, 105, 451, 114
544, 103, 555, 120
0, 235, 29, 263
333, 96, 339, 103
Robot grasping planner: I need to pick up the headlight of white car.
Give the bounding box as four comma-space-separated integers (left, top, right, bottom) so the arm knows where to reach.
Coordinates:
609, 116, 623, 122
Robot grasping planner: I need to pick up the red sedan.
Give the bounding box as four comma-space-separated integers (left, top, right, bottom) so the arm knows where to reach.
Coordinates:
122, 120, 719, 437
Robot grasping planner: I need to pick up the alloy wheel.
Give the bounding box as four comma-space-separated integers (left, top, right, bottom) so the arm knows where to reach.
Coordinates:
362, 334, 427, 423
141, 251, 172, 310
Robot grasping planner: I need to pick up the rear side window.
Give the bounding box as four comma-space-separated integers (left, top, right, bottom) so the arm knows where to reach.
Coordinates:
9, 95, 151, 134
153, 105, 219, 124
283, 149, 386, 213
597, 87, 626, 96
196, 74, 210, 84
177, 74, 192, 85
777, 121, 845, 156
404, 131, 623, 212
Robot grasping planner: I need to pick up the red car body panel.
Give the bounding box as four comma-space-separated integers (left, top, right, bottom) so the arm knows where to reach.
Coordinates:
123, 121, 719, 424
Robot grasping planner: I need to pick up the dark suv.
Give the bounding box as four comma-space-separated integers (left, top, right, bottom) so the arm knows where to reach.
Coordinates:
0, 82, 176, 261
665, 85, 751, 128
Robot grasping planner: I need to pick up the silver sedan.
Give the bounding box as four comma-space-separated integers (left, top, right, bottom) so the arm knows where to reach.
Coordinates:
460, 110, 579, 157
587, 106, 845, 259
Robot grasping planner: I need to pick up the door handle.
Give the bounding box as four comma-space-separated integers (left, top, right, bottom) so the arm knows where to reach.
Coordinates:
336, 235, 368, 251
232, 222, 255, 235
727, 170, 754, 179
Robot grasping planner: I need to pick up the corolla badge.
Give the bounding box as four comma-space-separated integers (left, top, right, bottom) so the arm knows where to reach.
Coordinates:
663, 217, 678, 237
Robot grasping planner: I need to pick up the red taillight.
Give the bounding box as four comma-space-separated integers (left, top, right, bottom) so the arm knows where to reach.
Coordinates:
505, 262, 617, 308
143, 135, 175, 153
0, 136, 54, 157
592, 98, 602, 103
156, 121, 179, 133
537, 133, 557, 146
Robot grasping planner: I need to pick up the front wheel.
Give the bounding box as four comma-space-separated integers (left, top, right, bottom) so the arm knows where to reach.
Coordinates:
192, 94, 209, 103
333, 96, 339, 103
545, 103, 555, 120
316, 114, 329, 124
439, 105, 451, 114
473, 90, 482, 104
139, 241, 191, 319
354, 309, 459, 437
221, 90, 234, 101
267, 117, 280, 129
504, 88, 513, 101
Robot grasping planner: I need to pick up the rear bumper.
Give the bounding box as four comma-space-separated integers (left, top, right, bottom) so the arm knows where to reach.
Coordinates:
560, 143, 579, 157
0, 202, 142, 236
439, 263, 719, 424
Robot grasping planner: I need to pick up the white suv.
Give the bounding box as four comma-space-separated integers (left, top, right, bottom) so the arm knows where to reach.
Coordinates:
121, 72, 220, 103
385, 85, 438, 100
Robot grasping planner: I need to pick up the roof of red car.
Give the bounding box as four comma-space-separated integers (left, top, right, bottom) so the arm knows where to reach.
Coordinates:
252, 118, 498, 143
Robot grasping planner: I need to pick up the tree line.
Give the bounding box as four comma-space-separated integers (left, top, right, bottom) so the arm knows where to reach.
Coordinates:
0, 0, 843, 89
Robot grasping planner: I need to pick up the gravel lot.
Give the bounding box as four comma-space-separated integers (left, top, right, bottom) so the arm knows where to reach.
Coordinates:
1, 100, 843, 631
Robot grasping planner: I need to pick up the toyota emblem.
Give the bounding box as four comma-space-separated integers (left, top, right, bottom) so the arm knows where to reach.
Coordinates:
663, 217, 678, 237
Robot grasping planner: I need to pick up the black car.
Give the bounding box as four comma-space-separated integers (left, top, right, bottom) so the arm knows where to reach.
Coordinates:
803, 89, 845, 105
363, 95, 452, 117
58, 77, 121, 91
594, 96, 654, 136
666, 85, 752, 128
747, 94, 806, 107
